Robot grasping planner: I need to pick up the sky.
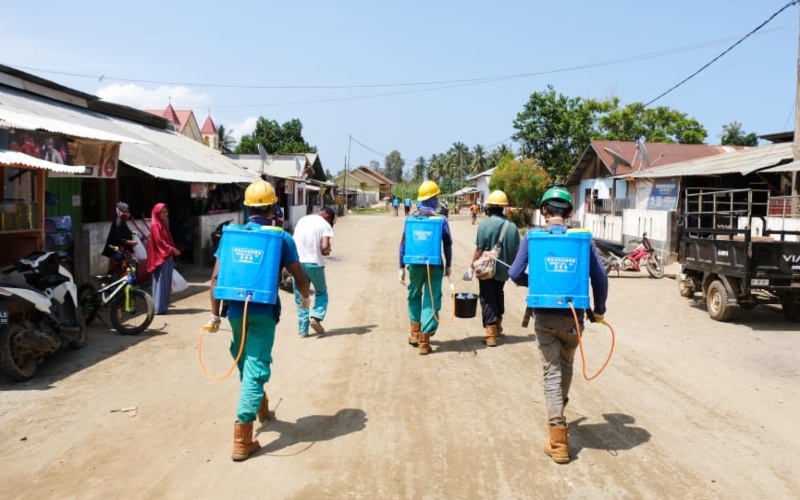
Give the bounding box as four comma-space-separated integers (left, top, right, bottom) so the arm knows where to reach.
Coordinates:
1, 1, 799, 176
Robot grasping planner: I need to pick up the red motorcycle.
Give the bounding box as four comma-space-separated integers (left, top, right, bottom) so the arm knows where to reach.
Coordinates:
593, 232, 665, 279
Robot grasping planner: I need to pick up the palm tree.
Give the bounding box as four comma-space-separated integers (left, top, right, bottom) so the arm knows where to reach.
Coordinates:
470, 144, 487, 175
217, 124, 237, 153
427, 154, 445, 182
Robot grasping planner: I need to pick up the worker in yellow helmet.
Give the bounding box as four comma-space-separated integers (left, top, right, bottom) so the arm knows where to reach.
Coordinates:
398, 180, 453, 355
209, 179, 311, 461
469, 190, 520, 347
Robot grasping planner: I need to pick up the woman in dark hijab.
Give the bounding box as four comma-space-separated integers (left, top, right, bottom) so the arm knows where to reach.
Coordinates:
101, 202, 139, 277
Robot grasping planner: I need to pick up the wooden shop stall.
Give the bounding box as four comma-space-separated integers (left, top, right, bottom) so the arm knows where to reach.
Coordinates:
0, 149, 86, 267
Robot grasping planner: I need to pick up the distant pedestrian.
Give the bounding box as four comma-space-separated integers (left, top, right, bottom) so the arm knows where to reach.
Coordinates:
398, 180, 452, 355
470, 190, 520, 347
404, 197, 411, 216
292, 207, 336, 337
393, 197, 400, 216
146, 203, 180, 315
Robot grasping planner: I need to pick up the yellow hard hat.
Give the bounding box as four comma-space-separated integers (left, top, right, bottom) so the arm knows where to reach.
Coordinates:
244, 179, 277, 207
417, 180, 440, 201
487, 190, 508, 206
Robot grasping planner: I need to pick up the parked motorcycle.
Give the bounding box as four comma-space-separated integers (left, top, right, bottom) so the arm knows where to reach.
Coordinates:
437, 201, 449, 217
593, 232, 665, 279
0, 251, 86, 381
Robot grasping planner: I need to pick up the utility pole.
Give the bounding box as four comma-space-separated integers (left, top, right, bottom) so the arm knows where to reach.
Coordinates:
794, 4, 800, 199
346, 135, 352, 211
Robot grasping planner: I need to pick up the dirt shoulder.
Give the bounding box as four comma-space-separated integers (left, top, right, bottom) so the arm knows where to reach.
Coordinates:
1, 211, 798, 499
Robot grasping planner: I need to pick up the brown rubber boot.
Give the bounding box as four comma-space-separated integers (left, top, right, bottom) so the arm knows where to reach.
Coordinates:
543, 425, 569, 464
257, 394, 270, 423
418, 333, 431, 355
497, 317, 506, 338
483, 324, 499, 347
408, 321, 421, 346
232, 421, 261, 461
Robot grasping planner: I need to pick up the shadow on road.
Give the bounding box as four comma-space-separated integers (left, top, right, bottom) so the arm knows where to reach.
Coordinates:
314, 324, 377, 338
256, 408, 368, 456
0, 323, 158, 389
434, 332, 536, 355
569, 413, 651, 459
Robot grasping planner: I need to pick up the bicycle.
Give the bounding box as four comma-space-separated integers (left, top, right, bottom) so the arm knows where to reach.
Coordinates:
78, 247, 155, 335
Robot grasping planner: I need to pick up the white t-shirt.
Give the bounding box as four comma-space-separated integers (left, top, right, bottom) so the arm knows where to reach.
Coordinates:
293, 214, 334, 266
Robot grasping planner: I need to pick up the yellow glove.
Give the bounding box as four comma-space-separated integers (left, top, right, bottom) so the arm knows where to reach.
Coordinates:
202, 315, 221, 333
592, 312, 605, 324
399, 268, 406, 285
300, 296, 311, 309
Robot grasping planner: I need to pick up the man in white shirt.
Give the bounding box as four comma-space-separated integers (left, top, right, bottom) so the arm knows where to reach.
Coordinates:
292, 207, 335, 336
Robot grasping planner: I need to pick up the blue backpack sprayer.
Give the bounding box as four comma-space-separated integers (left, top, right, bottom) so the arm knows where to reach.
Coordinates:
198, 224, 283, 380
402, 214, 458, 322
526, 226, 615, 380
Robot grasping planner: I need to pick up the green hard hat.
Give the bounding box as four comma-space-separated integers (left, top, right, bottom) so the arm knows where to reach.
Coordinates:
541, 186, 573, 208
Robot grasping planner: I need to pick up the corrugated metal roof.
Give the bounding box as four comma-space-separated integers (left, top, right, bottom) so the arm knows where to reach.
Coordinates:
761, 159, 800, 173
0, 85, 258, 184
567, 141, 737, 185
124, 162, 254, 183
228, 154, 307, 179
0, 106, 144, 143
468, 167, 495, 180
0, 148, 87, 173
621, 142, 793, 179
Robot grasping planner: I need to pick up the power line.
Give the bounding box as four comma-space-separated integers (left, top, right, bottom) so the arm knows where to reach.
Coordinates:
645, 0, 799, 107
7, 26, 788, 97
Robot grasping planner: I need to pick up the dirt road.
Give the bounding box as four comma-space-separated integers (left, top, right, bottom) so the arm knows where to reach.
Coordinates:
1, 211, 798, 499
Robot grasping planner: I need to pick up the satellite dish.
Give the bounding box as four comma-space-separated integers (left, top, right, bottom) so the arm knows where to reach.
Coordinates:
257, 144, 268, 175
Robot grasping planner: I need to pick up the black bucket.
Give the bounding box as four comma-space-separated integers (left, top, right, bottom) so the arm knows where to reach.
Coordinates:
454, 293, 478, 318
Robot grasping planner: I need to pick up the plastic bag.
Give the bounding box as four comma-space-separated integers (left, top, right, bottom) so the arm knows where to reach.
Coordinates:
131, 234, 147, 260
172, 269, 189, 293
472, 248, 498, 280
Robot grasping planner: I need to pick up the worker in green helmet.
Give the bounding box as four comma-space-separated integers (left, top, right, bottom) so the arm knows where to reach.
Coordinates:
508, 186, 609, 464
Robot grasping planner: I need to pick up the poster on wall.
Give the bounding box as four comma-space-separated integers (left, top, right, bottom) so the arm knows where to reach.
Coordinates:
8, 130, 120, 179
647, 177, 680, 210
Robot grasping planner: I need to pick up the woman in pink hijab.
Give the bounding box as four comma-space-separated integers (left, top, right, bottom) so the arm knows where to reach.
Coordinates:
147, 203, 181, 314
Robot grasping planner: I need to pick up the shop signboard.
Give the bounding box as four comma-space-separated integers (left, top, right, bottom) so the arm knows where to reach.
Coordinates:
8, 129, 120, 179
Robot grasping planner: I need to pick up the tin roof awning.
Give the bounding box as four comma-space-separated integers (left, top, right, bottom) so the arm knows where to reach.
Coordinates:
0, 107, 144, 144
620, 142, 793, 179
0, 149, 87, 174
0, 86, 260, 184
124, 162, 256, 184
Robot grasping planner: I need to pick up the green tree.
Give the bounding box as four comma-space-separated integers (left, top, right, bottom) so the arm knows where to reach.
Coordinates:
512, 85, 596, 182
470, 144, 488, 175
217, 124, 236, 153
236, 117, 317, 155
384, 150, 405, 182
428, 154, 445, 182
513, 85, 708, 182
720, 122, 758, 146
598, 100, 707, 144
489, 156, 550, 209
412, 156, 426, 182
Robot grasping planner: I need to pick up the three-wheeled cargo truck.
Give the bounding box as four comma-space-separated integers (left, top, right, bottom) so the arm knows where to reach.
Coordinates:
677, 188, 800, 322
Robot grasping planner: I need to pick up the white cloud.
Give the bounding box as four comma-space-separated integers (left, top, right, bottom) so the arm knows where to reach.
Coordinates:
228, 116, 258, 141
96, 83, 212, 110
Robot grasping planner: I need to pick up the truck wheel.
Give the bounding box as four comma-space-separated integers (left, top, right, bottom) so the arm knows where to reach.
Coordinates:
707, 280, 733, 321
782, 302, 800, 322
677, 266, 695, 298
